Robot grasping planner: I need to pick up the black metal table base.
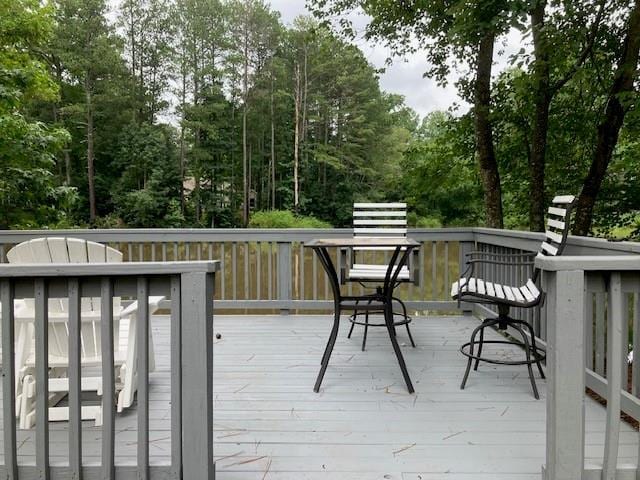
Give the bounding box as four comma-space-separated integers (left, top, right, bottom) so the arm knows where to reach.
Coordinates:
310, 244, 416, 394
347, 310, 416, 351
459, 316, 545, 399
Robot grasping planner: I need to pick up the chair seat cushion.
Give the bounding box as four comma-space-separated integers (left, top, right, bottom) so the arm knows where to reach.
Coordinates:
451, 277, 541, 305
348, 264, 410, 281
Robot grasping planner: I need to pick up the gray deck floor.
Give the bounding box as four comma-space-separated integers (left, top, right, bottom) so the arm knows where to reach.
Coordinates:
2, 313, 639, 479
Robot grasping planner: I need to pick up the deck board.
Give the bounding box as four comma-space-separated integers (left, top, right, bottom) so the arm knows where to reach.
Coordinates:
1, 313, 637, 478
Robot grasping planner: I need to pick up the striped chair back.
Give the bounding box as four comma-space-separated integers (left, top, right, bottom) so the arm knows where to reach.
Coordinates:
538, 195, 575, 258
353, 203, 407, 238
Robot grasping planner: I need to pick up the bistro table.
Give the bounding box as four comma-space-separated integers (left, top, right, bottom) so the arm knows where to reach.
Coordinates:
306, 237, 420, 393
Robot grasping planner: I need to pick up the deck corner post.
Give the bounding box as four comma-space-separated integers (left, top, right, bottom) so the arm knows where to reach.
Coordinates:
181, 270, 215, 479
277, 241, 292, 314
544, 268, 585, 480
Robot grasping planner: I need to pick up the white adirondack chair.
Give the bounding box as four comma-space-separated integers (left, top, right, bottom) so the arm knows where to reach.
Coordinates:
7, 237, 164, 428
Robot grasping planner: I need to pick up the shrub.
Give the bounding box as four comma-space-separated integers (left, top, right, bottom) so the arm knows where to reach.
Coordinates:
407, 212, 442, 228
248, 210, 332, 228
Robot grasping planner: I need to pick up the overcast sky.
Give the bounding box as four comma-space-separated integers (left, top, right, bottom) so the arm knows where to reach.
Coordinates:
272, 1, 526, 119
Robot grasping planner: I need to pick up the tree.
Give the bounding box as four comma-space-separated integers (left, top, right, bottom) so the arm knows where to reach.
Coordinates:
0, 0, 70, 228
573, 0, 640, 235
52, 0, 125, 223
309, 0, 515, 228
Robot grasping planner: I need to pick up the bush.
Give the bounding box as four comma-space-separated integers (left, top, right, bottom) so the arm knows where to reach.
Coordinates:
407, 212, 442, 228
248, 210, 332, 228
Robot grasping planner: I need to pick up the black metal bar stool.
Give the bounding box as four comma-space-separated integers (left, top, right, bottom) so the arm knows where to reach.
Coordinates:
451, 195, 576, 399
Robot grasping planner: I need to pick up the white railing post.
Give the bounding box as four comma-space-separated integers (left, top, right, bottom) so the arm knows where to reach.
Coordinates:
543, 268, 585, 480
458, 240, 474, 315
181, 270, 215, 479
277, 241, 292, 314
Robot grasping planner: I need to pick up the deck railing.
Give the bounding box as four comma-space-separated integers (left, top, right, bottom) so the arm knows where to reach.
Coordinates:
2, 228, 640, 479
0, 261, 218, 480
538, 256, 640, 480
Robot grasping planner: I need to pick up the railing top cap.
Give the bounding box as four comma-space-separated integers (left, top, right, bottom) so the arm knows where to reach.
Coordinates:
0, 261, 220, 277
535, 255, 640, 271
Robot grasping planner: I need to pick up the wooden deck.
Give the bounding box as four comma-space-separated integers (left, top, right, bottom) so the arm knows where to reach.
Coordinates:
2, 313, 638, 479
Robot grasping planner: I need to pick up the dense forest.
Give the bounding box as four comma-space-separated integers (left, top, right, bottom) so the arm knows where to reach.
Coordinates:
2, 0, 640, 237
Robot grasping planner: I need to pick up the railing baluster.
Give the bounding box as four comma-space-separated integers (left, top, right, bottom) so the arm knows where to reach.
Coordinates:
595, 292, 606, 375
431, 241, 437, 300
186, 242, 191, 260
220, 243, 226, 299
244, 242, 250, 300
268, 242, 273, 300
420, 241, 425, 300
443, 241, 449, 299
34, 278, 50, 479
100, 277, 115, 480
170, 275, 183, 479
173, 242, 178, 261
257, 241, 262, 300
128, 242, 133, 262
584, 292, 594, 370
151, 242, 156, 262
138, 243, 144, 261
300, 243, 305, 300
312, 246, 317, 300
633, 292, 640, 396
137, 277, 150, 480
602, 272, 623, 478
232, 242, 237, 300
1, 279, 18, 480
68, 278, 82, 479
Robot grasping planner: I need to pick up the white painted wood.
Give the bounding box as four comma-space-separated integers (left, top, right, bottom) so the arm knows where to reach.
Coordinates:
353, 211, 406, 217
547, 219, 566, 230
5, 238, 164, 428
353, 219, 407, 225
541, 242, 559, 256
545, 230, 563, 244
548, 207, 567, 217
353, 202, 406, 208
552, 195, 576, 204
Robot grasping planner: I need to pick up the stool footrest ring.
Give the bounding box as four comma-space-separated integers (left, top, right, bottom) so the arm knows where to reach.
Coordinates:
460, 339, 546, 366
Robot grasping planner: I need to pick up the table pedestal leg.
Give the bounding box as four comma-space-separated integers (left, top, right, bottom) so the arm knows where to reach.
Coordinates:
384, 301, 414, 393
315, 307, 340, 392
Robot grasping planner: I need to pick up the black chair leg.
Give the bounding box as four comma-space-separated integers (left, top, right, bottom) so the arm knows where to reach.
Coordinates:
473, 326, 485, 371
461, 321, 486, 390
361, 310, 369, 351
347, 300, 358, 339
512, 323, 540, 400
405, 323, 416, 348
516, 320, 545, 379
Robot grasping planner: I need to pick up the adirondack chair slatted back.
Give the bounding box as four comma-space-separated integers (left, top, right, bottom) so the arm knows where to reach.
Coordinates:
7, 237, 123, 360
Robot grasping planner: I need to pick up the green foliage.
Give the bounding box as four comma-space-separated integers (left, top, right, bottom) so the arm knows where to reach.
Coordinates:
248, 210, 331, 228
0, 0, 71, 229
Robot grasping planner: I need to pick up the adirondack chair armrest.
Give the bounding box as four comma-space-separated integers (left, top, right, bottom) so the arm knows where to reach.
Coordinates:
120, 295, 166, 318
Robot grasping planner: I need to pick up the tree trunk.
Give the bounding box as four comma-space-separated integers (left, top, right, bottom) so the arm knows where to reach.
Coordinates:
573, 0, 640, 235
242, 10, 249, 226
473, 31, 503, 228
293, 62, 301, 211
86, 83, 96, 223
270, 73, 276, 210
528, 0, 551, 232
179, 64, 186, 215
